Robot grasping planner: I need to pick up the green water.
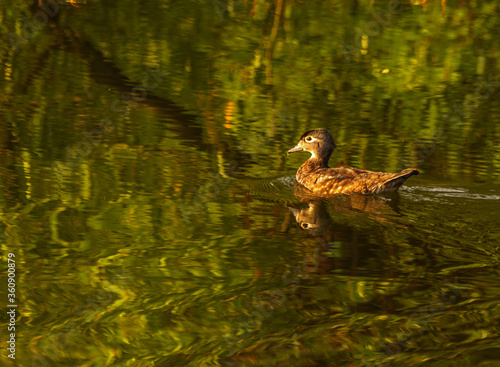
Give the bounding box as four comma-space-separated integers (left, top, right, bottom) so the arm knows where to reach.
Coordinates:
1, 0, 500, 366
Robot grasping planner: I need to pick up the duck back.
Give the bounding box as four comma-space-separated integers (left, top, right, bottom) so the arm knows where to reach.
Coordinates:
297, 164, 419, 195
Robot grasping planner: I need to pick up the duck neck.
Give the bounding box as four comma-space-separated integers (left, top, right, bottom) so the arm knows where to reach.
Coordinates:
302, 155, 330, 171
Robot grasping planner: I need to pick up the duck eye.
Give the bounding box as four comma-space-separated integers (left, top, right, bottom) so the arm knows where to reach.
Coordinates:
301, 222, 309, 229
305, 136, 313, 142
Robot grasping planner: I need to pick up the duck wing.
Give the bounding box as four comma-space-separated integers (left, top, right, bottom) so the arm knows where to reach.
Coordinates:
301, 167, 419, 195
377, 168, 419, 193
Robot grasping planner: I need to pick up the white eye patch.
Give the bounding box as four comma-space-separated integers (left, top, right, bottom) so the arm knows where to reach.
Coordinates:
304, 136, 317, 143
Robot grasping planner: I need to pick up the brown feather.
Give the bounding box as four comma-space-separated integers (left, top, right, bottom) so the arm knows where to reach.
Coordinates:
288, 129, 419, 195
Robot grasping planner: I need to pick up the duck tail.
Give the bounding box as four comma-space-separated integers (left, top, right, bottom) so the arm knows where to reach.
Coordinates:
379, 168, 419, 193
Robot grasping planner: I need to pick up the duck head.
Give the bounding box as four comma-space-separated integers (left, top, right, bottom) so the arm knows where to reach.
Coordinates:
287, 129, 337, 165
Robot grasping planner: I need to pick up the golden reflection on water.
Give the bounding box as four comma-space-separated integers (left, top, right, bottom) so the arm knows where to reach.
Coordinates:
1, 0, 499, 366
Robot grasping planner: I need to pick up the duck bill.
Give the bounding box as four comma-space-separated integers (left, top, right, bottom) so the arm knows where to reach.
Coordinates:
287, 145, 303, 155
285, 204, 300, 217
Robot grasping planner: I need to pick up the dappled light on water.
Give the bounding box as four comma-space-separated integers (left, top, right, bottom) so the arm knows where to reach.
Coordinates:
1, 0, 499, 366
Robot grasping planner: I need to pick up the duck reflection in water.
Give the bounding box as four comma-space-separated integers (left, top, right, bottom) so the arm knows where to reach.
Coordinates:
286, 199, 338, 275
286, 193, 404, 275
287, 200, 331, 237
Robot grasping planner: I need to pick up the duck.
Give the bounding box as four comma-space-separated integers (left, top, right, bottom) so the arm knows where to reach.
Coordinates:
287, 129, 419, 195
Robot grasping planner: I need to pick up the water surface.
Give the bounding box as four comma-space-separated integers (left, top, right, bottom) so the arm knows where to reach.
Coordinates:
1, 1, 500, 366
